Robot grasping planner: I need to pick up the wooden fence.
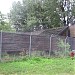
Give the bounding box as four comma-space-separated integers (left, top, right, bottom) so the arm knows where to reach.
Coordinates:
0, 31, 73, 57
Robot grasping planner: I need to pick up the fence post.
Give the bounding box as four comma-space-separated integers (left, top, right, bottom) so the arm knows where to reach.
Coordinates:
0, 30, 2, 61
49, 35, 52, 57
29, 32, 32, 57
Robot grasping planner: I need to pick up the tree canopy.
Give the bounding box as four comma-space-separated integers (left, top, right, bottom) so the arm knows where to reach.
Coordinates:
0, 11, 15, 32
9, 0, 75, 32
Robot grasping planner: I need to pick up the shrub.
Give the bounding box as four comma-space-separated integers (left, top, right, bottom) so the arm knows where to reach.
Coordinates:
56, 38, 71, 57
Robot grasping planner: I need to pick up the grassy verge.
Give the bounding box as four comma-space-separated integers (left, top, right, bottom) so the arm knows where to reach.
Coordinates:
0, 57, 75, 75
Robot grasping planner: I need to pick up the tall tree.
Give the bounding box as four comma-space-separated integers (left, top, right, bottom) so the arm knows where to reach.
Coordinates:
10, 1, 26, 31
57, 0, 75, 26
11, 0, 75, 32
26, 0, 61, 29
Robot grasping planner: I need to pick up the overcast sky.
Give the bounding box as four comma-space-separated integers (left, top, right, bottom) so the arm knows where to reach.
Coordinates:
0, 0, 22, 14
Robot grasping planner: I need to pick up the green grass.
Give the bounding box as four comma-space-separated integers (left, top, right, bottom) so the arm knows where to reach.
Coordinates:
0, 57, 75, 75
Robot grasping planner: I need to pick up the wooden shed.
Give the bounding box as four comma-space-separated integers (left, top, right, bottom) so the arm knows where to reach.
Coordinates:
69, 25, 75, 37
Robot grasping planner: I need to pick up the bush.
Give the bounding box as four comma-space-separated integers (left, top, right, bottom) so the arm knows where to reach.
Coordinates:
56, 38, 71, 57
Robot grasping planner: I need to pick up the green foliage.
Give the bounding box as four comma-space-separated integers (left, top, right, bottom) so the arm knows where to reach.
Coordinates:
0, 11, 16, 32
0, 22, 15, 32
0, 57, 74, 75
57, 38, 70, 50
9, 0, 61, 32
56, 38, 71, 57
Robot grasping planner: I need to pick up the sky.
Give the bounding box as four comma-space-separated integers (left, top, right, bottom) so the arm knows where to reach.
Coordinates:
0, 0, 22, 14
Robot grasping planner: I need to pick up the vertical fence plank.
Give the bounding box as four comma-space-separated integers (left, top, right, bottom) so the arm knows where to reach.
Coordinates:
0, 30, 2, 61
29, 33, 32, 57
49, 35, 52, 57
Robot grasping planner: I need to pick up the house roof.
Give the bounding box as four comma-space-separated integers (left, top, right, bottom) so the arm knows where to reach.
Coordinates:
41, 26, 68, 36
24, 26, 68, 36
24, 30, 44, 35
